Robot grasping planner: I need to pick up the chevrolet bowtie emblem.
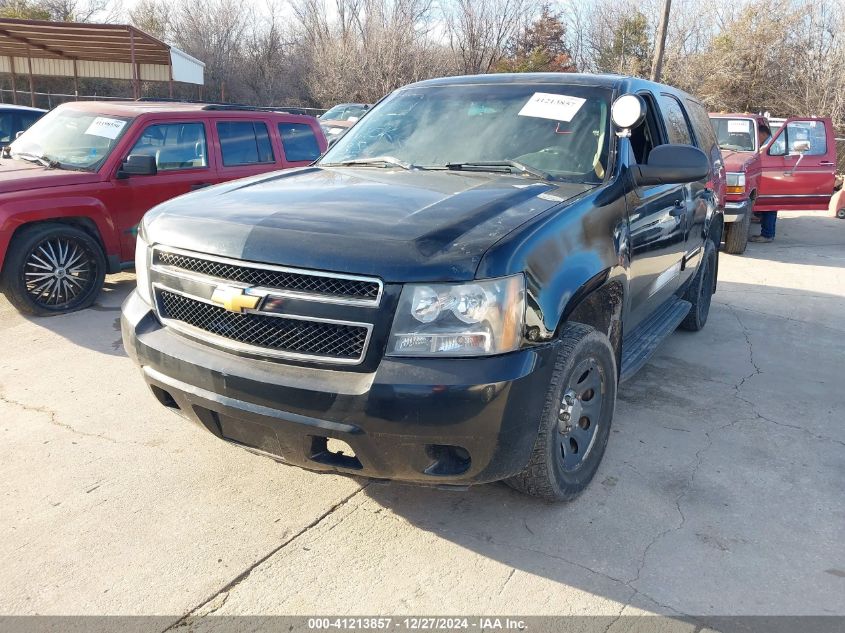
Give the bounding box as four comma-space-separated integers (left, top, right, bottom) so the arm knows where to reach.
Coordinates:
211, 286, 260, 313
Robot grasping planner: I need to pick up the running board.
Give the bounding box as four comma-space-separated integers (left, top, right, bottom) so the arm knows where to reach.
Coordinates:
620, 298, 691, 383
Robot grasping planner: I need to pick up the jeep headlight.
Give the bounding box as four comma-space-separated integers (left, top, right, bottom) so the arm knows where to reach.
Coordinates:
726, 172, 746, 195
387, 275, 525, 357
134, 230, 152, 305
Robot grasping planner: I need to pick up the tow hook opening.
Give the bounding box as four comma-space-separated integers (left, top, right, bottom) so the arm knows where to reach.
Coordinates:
150, 385, 179, 409
309, 436, 363, 470
424, 444, 472, 476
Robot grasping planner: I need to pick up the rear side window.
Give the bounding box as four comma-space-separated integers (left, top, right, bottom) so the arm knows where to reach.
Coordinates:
0, 111, 14, 143
19, 112, 42, 130
769, 121, 828, 156
278, 122, 321, 162
685, 100, 718, 153
658, 94, 693, 145
128, 122, 208, 171
217, 121, 275, 166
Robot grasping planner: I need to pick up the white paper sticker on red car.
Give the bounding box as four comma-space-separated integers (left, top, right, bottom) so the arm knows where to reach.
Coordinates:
518, 93, 586, 122
84, 117, 127, 139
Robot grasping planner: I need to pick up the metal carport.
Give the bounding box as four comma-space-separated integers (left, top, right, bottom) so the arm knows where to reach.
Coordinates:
0, 18, 204, 106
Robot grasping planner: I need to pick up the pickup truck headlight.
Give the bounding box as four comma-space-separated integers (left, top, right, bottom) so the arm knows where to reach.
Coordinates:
387, 275, 525, 357
726, 172, 746, 195
134, 233, 152, 305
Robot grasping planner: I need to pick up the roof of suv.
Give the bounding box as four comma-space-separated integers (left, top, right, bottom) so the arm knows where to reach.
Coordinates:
56, 101, 316, 120
408, 72, 631, 89
0, 104, 46, 113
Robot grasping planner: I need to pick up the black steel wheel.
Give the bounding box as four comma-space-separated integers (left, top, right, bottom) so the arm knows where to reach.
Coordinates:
557, 358, 605, 473
506, 322, 617, 501
2, 223, 106, 316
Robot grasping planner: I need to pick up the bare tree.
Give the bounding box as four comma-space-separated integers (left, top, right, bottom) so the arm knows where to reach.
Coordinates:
443, 0, 536, 75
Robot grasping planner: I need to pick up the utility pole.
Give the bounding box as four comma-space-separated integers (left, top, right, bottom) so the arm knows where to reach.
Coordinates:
651, 0, 671, 82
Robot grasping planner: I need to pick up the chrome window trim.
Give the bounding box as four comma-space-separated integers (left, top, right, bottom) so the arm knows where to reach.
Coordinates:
152, 283, 373, 365
152, 245, 383, 307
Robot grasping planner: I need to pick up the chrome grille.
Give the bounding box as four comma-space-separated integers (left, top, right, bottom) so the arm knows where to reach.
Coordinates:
158, 291, 368, 362
155, 250, 381, 302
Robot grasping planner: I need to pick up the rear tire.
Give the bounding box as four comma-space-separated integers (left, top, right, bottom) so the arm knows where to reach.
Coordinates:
506, 323, 617, 502
723, 210, 750, 254
680, 239, 716, 332
1, 223, 106, 316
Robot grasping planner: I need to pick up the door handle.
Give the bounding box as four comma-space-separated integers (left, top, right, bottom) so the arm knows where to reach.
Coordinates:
191, 182, 211, 191
669, 200, 685, 216
819, 161, 835, 166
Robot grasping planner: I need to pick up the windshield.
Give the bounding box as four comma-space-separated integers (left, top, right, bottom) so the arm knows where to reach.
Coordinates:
320, 83, 611, 183
710, 117, 756, 152
320, 105, 367, 121
9, 108, 133, 171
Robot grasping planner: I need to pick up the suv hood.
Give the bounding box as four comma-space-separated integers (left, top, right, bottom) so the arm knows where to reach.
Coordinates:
720, 149, 757, 172
144, 167, 593, 282
0, 157, 100, 193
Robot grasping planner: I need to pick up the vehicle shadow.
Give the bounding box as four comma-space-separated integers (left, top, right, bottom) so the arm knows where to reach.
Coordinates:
360, 280, 845, 620
6, 272, 137, 357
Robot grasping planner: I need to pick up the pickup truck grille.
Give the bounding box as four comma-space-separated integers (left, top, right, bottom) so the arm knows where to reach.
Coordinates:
158, 291, 368, 361
150, 247, 380, 365
155, 250, 381, 304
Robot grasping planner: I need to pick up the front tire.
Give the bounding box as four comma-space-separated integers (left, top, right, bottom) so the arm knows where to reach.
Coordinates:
723, 210, 750, 254
1, 223, 106, 316
836, 207, 845, 220
506, 323, 617, 502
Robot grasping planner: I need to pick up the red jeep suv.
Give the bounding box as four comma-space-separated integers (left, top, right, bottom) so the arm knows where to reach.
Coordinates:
0, 101, 327, 315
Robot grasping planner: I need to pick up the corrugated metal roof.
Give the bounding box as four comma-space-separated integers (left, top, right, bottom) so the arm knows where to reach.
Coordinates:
0, 18, 204, 84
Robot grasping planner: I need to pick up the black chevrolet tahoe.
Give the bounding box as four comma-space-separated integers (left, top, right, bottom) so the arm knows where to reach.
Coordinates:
122, 74, 724, 501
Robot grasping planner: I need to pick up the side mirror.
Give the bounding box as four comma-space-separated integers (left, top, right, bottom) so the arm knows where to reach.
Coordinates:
634, 144, 709, 186
118, 154, 157, 178
791, 140, 810, 154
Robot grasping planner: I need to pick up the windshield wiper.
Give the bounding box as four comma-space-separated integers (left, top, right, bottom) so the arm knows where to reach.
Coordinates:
323, 156, 415, 170
14, 152, 61, 169
446, 160, 553, 181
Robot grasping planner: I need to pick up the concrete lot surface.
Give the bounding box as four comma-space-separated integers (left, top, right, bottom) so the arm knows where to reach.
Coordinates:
0, 211, 843, 630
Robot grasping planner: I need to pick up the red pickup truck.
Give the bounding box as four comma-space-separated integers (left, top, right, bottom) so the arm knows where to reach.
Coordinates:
709, 113, 837, 253
0, 101, 327, 315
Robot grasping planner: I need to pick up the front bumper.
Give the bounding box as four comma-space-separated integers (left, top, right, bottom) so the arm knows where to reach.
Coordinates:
723, 198, 752, 223
121, 290, 557, 485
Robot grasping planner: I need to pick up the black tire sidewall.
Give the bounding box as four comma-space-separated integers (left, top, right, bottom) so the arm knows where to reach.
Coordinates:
681, 239, 716, 331
545, 333, 617, 493
3, 224, 106, 316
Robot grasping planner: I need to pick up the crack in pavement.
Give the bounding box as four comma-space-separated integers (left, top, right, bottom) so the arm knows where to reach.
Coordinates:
162, 484, 369, 631
497, 568, 516, 596
727, 308, 845, 448
714, 301, 845, 336
0, 390, 122, 445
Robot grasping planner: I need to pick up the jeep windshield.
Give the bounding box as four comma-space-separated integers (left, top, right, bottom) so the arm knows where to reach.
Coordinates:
710, 117, 756, 152
320, 83, 612, 184
9, 108, 133, 171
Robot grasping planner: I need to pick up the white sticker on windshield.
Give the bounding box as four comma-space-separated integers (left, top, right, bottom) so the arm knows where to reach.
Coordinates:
84, 117, 126, 139
727, 119, 751, 134
518, 93, 586, 122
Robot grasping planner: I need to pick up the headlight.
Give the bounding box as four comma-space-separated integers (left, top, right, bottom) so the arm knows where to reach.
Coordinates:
726, 172, 746, 194
387, 275, 525, 357
134, 232, 152, 304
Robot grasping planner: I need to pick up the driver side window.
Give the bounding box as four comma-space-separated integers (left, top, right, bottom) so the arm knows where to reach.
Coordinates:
129, 122, 208, 172
628, 94, 661, 165
768, 121, 827, 157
